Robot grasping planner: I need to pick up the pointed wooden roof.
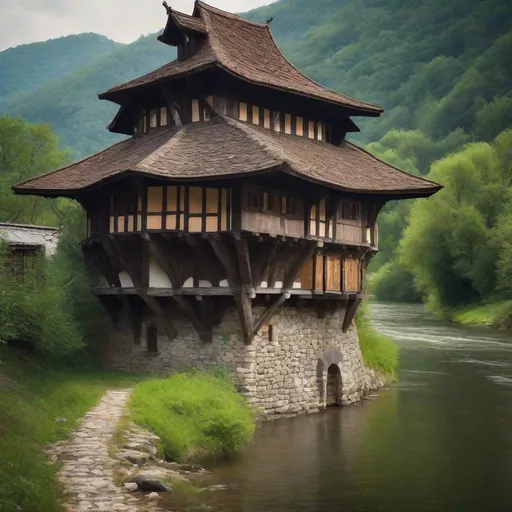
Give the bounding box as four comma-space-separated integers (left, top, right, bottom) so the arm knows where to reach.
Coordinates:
14, 117, 440, 198
99, 1, 382, 116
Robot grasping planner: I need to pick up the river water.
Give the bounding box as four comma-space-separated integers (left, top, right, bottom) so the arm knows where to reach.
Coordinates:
164, 303, 512, 511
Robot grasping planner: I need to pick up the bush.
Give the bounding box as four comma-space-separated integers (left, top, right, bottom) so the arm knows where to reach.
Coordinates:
356, 304, 399, 380
130, 372, 256, 462
0, 207, 108, 357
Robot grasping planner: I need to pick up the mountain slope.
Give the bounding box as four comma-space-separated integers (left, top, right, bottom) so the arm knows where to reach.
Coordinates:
0, 34, 121, 107
3, 34, 173, 158
1, 0, 510, 160
245, 0, 512, 145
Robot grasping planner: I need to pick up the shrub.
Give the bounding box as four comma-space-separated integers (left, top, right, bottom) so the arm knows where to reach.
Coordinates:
130, 372, 256, 462
356, 303, 399, 380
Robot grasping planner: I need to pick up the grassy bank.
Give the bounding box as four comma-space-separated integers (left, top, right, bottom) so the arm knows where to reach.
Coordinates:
452, 300, 512, 328
130, 372, 256, 462
0, 347, 139, 512
356, 304, 399, 381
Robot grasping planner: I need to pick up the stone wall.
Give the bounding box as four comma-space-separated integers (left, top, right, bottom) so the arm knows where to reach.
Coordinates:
99, 303, 384, 417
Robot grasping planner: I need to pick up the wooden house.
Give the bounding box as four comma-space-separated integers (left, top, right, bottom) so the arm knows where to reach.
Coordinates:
14, 2, 440, 412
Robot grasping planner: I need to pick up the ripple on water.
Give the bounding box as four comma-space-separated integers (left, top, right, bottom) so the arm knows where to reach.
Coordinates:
487, 375, 512, 386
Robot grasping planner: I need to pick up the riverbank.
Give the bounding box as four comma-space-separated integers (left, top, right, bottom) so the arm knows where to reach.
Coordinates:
451, 300, 512, 328
0, 347, 140, 512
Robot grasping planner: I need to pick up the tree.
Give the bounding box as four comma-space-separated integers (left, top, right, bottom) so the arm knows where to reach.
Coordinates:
0, 115, 71, 225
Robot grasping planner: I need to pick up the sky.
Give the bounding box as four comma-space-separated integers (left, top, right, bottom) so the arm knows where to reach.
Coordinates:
0, 0, 275, 52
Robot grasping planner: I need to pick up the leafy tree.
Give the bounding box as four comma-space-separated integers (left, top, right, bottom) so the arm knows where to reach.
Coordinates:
399, 129, 512, 312
0, 115, 71, 225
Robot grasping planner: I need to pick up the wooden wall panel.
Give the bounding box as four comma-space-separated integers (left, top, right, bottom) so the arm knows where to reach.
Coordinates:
326, 256, 341, 292
299, 257, 314, 289
343, 259, 361, 292
206, 188, 218, 213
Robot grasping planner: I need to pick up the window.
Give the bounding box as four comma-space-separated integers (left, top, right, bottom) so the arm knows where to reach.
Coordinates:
147, 325, 158, 353
160, 106, 168, 126
265, 192, 281, 216
268, 324, 274, 342
247, 190, 264, 212
339, 202, 360, 222
285, 197, 304, 219
111, 191, 138, 215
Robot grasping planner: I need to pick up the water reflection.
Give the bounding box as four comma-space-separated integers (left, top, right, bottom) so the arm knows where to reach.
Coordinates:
175, 303, 512, 511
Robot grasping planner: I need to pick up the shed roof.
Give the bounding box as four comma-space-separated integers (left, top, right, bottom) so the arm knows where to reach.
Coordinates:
0, 222, 59, 256
14, 117, 440, 198
99, 2, 382, 115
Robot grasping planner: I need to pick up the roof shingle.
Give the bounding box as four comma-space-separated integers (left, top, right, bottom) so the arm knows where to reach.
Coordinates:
14, 117, 440, 198
99, 2, 381, 115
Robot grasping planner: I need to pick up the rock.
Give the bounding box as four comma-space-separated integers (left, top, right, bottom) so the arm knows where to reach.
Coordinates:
130, 468, 174, 492
117, 450, 150, 466
54, 417, 68, 423
145, 492, 161, 501
123, 482, 139, 492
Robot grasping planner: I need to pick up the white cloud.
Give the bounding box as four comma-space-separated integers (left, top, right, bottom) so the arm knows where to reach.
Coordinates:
0, 0, 275, 51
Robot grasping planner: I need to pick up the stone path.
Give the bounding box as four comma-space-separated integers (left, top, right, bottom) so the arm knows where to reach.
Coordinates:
48, 389, 159, 512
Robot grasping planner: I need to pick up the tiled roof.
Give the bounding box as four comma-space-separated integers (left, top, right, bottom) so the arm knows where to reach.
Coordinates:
169, 10, 207, 34
14, 117, 440, 198
99, 2, 382, 115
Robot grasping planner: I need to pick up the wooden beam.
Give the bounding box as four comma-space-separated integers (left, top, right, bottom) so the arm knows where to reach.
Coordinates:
208, 236, 240, 286
142, 233, 181, 290
142, 233, 212, 339
282, 243, 317, 291
234, 238, 252, 286
235, 294, 254, 344
252, 242, 316, 336
342, 297, 362, 333
209, 236, 253, 343
108, 235, 178, 339
251, 241, 280, 287
253, 294, 287, 335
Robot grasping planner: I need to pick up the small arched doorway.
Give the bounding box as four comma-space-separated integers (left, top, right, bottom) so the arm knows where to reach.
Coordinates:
326, 364, 341, 406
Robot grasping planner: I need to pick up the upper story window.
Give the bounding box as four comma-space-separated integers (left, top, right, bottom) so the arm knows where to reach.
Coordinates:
135, 107, 169, 135
338, 202, 361, 223
111, 190, 138, 215
285, 197, 305, 219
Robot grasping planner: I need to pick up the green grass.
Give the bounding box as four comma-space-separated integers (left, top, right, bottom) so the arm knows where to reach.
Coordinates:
452, 300, 512, 327
0, 346, 140, 512
356, 304, 399, 381
129, 372, 256, 462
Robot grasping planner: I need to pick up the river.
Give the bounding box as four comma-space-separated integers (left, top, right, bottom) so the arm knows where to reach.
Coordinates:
172, 303, 512, 511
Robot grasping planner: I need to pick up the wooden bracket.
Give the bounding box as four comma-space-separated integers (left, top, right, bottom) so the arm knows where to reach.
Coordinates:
108, 235, 178, 339
209, 236, 253, 343
253, 242, 316, 336
342, 297, 362, 333
251, 241, 280, 287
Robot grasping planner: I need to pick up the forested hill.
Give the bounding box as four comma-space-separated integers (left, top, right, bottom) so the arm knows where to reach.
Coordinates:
1, 35, 173, 158
246, 0, 512, 152
1, 0, 510, 160
0, 34, 121, 107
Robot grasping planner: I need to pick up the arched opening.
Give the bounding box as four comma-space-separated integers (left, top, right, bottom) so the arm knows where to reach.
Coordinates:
326, 364, 341, 407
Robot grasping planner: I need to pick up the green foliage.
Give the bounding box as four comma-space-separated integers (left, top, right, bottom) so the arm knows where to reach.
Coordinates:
0, 115, 71, 225
0, 34, 120, 107
356, 304, 399, 380
2, 35, 173, 158
370, 260, 421, 303
399, 129, 512, 314
0, 346, 139, 512
452, 301, 512, 327
130, 372, 256, 462
0, 116, 107, 355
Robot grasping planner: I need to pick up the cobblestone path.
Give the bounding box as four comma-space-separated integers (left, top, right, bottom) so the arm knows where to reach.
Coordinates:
48, 389, 157, 512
